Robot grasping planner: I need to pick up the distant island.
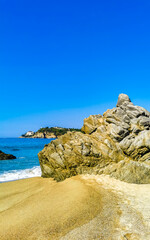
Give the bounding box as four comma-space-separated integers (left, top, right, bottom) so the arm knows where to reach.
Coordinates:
20, 126, 82, 138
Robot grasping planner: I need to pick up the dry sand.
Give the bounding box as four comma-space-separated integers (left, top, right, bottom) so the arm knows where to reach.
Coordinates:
0, 175, 150, 240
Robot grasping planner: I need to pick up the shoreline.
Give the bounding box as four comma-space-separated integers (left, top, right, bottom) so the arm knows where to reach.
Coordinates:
19, 136, 55, 139
0, 166, 41, 183
0, 175, 40, 184
0, 175, 150, 239
0, 176, 104, 240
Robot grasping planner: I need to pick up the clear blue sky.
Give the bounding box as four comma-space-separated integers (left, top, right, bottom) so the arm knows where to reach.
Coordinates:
0, 0, 150, 137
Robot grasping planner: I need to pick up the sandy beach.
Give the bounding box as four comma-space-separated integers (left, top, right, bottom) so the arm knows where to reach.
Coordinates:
0, 175, 150, 240
0, 176, 105, 240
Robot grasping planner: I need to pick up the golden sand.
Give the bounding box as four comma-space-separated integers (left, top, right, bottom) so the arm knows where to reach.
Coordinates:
0, 176, 107, 240
1, 175, 150, 240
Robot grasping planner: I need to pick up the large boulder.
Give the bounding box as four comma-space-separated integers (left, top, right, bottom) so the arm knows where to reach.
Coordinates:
38, 94, 150, 183
0, 151, 16, 160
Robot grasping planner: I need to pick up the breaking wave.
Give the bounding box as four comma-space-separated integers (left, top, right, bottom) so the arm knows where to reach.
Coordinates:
0, 166, 41, 182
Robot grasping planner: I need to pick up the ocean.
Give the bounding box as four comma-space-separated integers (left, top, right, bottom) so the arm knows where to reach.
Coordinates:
0, 138, 53, 182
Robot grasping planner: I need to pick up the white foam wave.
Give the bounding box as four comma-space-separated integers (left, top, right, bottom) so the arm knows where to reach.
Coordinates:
0, 166, 41, 182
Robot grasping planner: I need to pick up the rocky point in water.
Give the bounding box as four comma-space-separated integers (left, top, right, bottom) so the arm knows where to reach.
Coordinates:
0, 150, 16, 160
20, 127, 81, 139
38, 94, 150, 183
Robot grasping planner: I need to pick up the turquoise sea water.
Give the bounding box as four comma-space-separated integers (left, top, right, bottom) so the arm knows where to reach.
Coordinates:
0, 138, 53, 182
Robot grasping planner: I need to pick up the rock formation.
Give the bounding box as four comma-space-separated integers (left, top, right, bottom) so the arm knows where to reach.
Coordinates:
29, 132, 56, 139
24, 131, 35, 137
38, 94, 150, 183
0, 151, 16, 160
20, 131, 52, 138
20, 127, 81, 139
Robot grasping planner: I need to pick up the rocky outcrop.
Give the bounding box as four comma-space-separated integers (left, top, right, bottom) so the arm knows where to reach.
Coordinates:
24, 131, 35, 137
0, 151, 16, 160
20, 127, 81, 139
30, 132, 56, 138
38, 94, 150, 183
20, 131, 56, 138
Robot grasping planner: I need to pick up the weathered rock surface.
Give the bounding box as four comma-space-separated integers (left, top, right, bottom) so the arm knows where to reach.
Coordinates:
0, 151, 16, 160
31, 132, 56, 139
38, 94, 150, 183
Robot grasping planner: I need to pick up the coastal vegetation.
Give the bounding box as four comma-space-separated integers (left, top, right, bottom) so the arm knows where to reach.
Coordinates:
21, 127, 82, 138
37, 127, 82, 136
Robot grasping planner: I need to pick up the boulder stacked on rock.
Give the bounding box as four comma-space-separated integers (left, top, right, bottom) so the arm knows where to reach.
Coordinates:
0, 151, 16, 160
38, 94, 150, 183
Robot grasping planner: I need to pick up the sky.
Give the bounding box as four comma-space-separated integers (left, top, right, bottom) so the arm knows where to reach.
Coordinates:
0, 0, 150, 137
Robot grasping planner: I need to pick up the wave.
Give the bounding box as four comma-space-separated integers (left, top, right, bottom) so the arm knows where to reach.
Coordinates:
0, 166, 41, 182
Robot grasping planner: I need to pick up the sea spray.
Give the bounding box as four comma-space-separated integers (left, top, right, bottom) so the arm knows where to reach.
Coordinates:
0, 166, 41, 182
